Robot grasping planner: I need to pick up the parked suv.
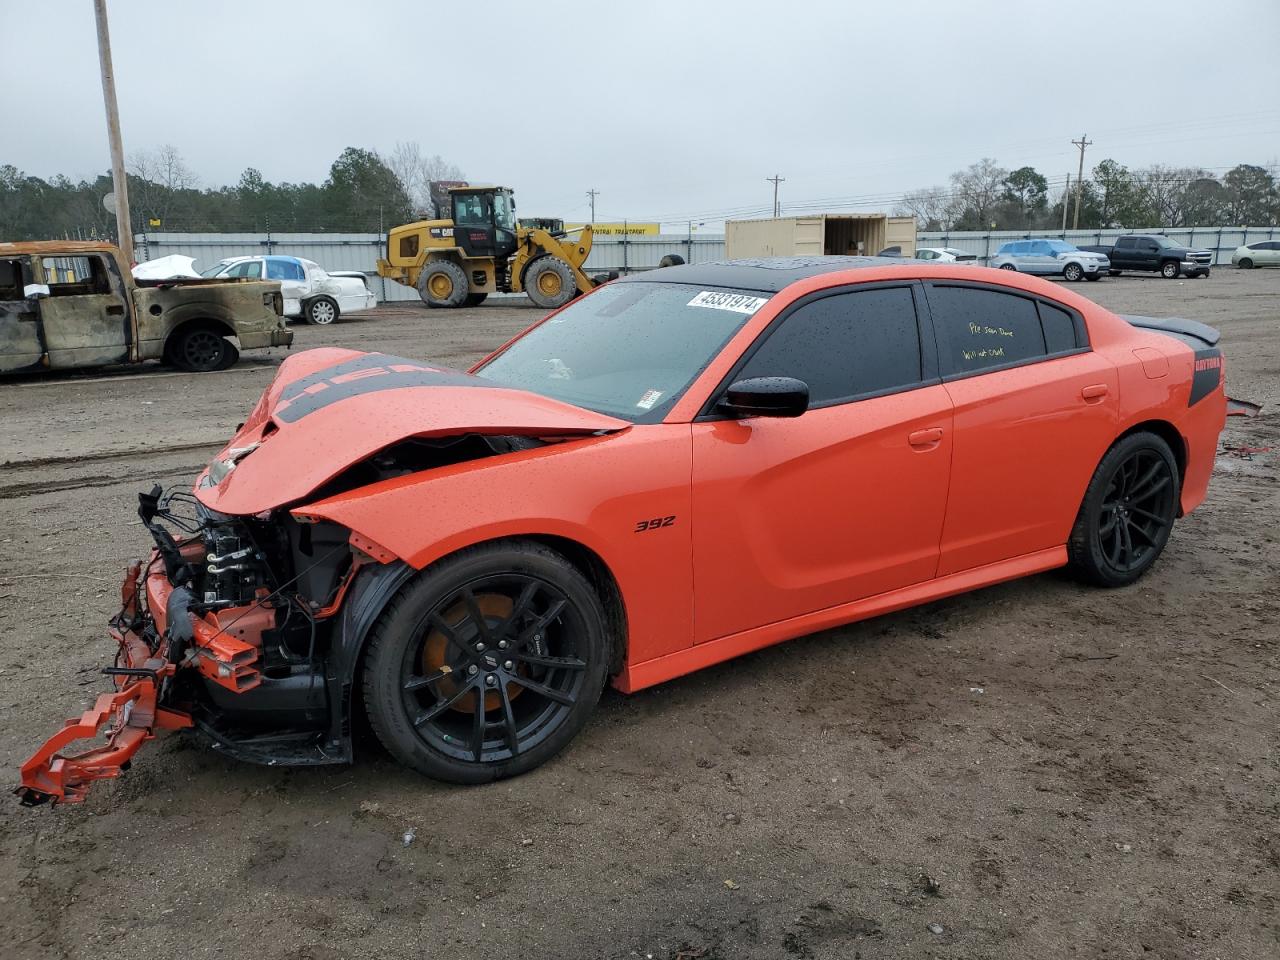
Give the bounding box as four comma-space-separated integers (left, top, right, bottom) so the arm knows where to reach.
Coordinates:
989, 239, 1109, 282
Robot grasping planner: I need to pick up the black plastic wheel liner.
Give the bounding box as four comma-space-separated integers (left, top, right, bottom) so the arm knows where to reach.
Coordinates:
324, 560, 418, 761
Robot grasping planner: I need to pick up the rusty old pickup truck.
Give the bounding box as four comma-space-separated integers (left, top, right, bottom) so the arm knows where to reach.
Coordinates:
1, 241, 293, 375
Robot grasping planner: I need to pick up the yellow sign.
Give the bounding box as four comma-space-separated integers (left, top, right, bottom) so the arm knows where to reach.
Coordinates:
568, 222, 660, 236
148, 218, 161, 227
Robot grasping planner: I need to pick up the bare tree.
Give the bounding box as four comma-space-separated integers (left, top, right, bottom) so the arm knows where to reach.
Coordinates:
895, 186, 953, 230
387, 141, 465, 215
949, 158, 1008, 228
128, 144, 198, 227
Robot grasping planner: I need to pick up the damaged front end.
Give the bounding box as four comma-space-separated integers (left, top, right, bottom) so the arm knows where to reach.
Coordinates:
17, 485, 364, 805
16, 348, 628, 806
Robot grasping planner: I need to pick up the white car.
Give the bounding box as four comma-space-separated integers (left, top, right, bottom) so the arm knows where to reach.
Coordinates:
201, 255, 377, 324
1231, 240, 1280, 269
914, 246, 979, 264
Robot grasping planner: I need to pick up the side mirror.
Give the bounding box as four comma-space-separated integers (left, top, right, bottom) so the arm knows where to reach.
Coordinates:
23, 283, 50, 300
719, 377, 809, 419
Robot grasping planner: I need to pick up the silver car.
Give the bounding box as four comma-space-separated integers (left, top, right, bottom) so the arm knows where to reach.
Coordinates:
989, 239, 1110, 282
1231, 240, 1280, 269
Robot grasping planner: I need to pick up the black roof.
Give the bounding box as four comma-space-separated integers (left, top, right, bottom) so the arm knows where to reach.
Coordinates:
615, 256, 908, 293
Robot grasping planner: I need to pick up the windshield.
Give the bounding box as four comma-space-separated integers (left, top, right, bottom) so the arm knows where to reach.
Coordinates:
493, 192, 516, 231
476, 281, 770, 422
1150, 235, 1177, 249
1045, 240, 1078, 254
199, 261, 229, 277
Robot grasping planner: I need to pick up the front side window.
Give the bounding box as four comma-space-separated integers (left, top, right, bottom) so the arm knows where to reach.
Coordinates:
928, 284, 1048, 375
225, 260, 263, 279
493, 192, 516, 231
477, 282, 770, 422
738, 286, 922, 405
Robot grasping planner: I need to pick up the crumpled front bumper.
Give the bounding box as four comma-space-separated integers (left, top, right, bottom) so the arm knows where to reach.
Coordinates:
15, 561, 193, 806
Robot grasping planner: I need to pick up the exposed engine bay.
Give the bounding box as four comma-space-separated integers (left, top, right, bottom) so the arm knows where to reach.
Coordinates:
16, 432, 544, 806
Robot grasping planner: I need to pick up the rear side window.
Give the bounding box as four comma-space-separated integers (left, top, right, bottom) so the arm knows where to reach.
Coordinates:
1038, 302, 1079, 353
738, 286, 922, 405
928, 285, 1046, 375
266, 259, 305, 281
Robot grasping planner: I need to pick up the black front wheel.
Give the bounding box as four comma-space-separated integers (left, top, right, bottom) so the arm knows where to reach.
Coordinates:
363, 542, 611, 783
1068, 432, 1180, 587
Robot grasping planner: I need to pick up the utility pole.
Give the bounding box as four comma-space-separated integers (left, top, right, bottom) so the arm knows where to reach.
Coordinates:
767, 174, 785, 218
1071, 134, 1092, 231
94, 0, 133, 264
586, 188, 598, 223
1061, 173, 1070, 232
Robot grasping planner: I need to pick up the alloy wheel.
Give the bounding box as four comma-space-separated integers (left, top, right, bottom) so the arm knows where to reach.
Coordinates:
1097, 448, 1175, 573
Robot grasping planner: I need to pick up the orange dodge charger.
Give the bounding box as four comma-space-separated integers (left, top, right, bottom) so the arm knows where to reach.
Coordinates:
19, 257, 1229, 803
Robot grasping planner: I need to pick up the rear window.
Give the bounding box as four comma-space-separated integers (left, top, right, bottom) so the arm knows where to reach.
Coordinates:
928, 285, 1046, 375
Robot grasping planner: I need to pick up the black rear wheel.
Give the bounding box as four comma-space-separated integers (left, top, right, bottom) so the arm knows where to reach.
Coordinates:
170, 326, 234, 372
1068, 433, 1180, 587
362, 542, 610, 783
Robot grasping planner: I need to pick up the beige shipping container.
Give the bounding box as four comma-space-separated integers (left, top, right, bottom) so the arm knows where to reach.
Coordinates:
725, 214, 916, 260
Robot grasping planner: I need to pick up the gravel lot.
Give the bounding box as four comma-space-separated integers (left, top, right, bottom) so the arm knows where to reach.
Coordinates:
1, 270, 1276, 960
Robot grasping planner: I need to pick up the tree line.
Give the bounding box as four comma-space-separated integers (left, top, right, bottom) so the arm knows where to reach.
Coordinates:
897, 158, 1280, 231
0, 142, 462, 240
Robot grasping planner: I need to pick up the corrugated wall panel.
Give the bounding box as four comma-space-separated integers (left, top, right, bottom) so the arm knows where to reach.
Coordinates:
135, 232, 728, 300
916, 225, 1280, 264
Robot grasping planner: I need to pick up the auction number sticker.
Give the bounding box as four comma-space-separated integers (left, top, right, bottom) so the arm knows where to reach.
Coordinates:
636, 389, 664, 410
687, 290, 769, 314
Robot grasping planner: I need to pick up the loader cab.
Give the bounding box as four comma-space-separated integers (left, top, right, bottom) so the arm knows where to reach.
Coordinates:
450, 187, 519, 261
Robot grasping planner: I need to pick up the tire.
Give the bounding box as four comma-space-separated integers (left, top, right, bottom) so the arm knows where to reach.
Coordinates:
464, 292, 488, 307
658, 254, 685, 268
1108, 269, 1121, 277
1067, 432, 1180, 588
1085, 273, 1101, 281
304, 296, 339, 325
999, 263, 1017, 271
168, 325, 235, 373
1198, 269, 1210, 279
417, 260, 469, 308
362, 541, 611, 784
524, 256, 577, 309
1063, 262, 1084, 282
1160, 260, 1180, 279
1238, 258, 1253, 270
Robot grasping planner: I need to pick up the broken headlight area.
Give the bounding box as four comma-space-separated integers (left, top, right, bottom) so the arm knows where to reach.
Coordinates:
16, 486, 360, 806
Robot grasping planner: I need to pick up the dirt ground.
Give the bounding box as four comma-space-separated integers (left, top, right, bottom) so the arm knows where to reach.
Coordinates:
0, 272, 1276, 960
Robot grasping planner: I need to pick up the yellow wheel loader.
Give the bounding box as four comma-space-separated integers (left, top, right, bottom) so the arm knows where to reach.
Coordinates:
376, 186, 606, 309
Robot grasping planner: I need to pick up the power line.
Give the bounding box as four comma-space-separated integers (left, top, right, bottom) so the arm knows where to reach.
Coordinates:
586, 188, 598, 222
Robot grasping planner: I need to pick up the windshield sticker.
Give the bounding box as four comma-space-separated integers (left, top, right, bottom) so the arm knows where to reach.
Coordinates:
636, 389, 664, 410
687, 290, 769, 314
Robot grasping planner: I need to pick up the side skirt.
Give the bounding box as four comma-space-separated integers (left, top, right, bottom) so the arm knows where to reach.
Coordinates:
615, 546, 1066, 693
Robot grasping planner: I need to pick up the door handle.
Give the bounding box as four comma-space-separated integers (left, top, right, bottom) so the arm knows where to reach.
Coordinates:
908, 427, 944, 449
106, 304, 125, 315
1081, 383, 1109, 402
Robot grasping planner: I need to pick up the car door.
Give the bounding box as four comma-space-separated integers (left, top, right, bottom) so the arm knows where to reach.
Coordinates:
265, 258, 307, 315
0, 256, 46, 373
690, 282, 954, 643
35, 253, 132, 369
923, 281, 1119, 576
1112, 237, 1137, 269
1261, 241, 1280, 266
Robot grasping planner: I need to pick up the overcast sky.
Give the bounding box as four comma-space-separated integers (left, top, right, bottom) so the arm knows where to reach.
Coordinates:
5, 0, 1278, 227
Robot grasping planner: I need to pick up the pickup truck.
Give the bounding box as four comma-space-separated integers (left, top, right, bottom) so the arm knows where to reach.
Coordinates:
1079, 234, 1213, 279
1, 241, 292, 375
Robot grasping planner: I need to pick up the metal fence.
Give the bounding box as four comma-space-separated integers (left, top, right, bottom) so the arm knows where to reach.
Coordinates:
134, 231, 729, 302
917, 225, 1280, 265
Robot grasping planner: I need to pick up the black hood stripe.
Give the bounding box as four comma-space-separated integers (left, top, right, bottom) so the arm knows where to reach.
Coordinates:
273, 353, 505, 423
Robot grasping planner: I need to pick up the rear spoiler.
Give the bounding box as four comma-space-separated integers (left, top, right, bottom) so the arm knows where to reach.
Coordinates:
1121, 314, 1220, 349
